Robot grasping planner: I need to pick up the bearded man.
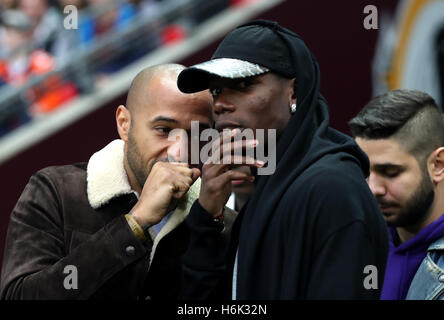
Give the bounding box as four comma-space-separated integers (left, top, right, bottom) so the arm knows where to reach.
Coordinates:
349, 89, 444, 300
0, 64, 235, 299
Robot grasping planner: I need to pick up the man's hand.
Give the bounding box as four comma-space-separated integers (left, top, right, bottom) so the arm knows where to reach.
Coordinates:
199, 129, 263, 217
131, 162, 200, 227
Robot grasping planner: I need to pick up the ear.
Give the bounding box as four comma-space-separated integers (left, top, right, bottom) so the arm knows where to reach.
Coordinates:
428, 147, 444, 184
116, 105, 131, 142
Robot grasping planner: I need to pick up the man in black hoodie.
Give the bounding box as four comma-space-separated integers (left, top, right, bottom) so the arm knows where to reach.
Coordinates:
177, 20, 388, 299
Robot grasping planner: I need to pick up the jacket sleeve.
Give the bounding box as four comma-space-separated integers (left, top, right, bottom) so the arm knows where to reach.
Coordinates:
306, 221, 382, 299
303, 172, 388, 300
181, 200, 229, 300
0, 171, 150, 300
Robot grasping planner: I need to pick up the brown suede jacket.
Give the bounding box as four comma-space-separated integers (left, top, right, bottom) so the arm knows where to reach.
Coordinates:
0, 140, 235, 300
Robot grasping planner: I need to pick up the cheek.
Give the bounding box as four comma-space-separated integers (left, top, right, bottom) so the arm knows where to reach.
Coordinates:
131, 129, 164, 166
387, 174, 420, 203
250, 94, 269, 112
247, 94, 285, 127
142, 136, 167, 162
265, 92, 290, 129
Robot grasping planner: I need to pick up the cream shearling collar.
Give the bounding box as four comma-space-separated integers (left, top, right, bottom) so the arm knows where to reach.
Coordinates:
87, 139, 133, 209
86, 139, 201, 264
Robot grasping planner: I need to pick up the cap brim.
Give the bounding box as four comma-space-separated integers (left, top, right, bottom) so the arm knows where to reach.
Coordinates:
177, 58, 269, 93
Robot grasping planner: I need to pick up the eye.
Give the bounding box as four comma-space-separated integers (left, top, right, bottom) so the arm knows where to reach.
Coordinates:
382, 168, 400, 178
210, 87, 221, 97
155, 127, 171, 135
236, 79, 252, 89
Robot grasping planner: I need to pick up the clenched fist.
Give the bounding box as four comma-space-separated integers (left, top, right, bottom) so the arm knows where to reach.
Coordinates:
130, 161, 200, 227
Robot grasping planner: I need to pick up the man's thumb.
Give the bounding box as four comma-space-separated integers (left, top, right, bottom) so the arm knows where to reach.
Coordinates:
191, 168, 201, 183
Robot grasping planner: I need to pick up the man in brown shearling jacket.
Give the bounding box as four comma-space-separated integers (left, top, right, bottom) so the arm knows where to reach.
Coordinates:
0, 64, 235, 300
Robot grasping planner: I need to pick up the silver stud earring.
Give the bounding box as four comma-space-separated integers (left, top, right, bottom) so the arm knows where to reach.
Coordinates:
291, 103, 297, 114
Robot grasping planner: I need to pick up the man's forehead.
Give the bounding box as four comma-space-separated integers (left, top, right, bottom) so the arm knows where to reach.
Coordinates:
356, 137, 403, 153
355, 137, 415, 165
144, 86, 211, 111
149, 113, 211, 128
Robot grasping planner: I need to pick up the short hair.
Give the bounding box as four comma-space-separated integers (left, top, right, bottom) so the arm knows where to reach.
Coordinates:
349, 89, 444, 166
126, 64, 185, 113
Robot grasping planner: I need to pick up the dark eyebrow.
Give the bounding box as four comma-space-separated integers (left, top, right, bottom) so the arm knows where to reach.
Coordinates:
150, 116, 179, 124
372, 163, 406, 171
150, 116, 212, 130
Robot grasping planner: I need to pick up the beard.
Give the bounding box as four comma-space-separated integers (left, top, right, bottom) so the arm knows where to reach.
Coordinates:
127, 135, 182, 212
126, 129, 173, 192
384, 171, 435, 228
126, 131, 150, 192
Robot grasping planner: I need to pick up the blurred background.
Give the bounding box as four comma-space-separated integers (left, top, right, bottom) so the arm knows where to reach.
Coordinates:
0, 0, 443, 273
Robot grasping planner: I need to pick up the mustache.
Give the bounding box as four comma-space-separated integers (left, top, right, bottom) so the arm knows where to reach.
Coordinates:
149, 157, 190, 170
215, 118, 246, 129
148, 158, 170, 171
376, 198, 399, 207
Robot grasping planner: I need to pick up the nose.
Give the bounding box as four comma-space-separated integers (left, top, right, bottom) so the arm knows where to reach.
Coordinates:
213, 91, 235, 116
367, 173, 386, 197
167, 129, 189, 163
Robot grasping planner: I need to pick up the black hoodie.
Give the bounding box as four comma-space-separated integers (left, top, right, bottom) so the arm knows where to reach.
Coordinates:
182, 22, 388, 300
